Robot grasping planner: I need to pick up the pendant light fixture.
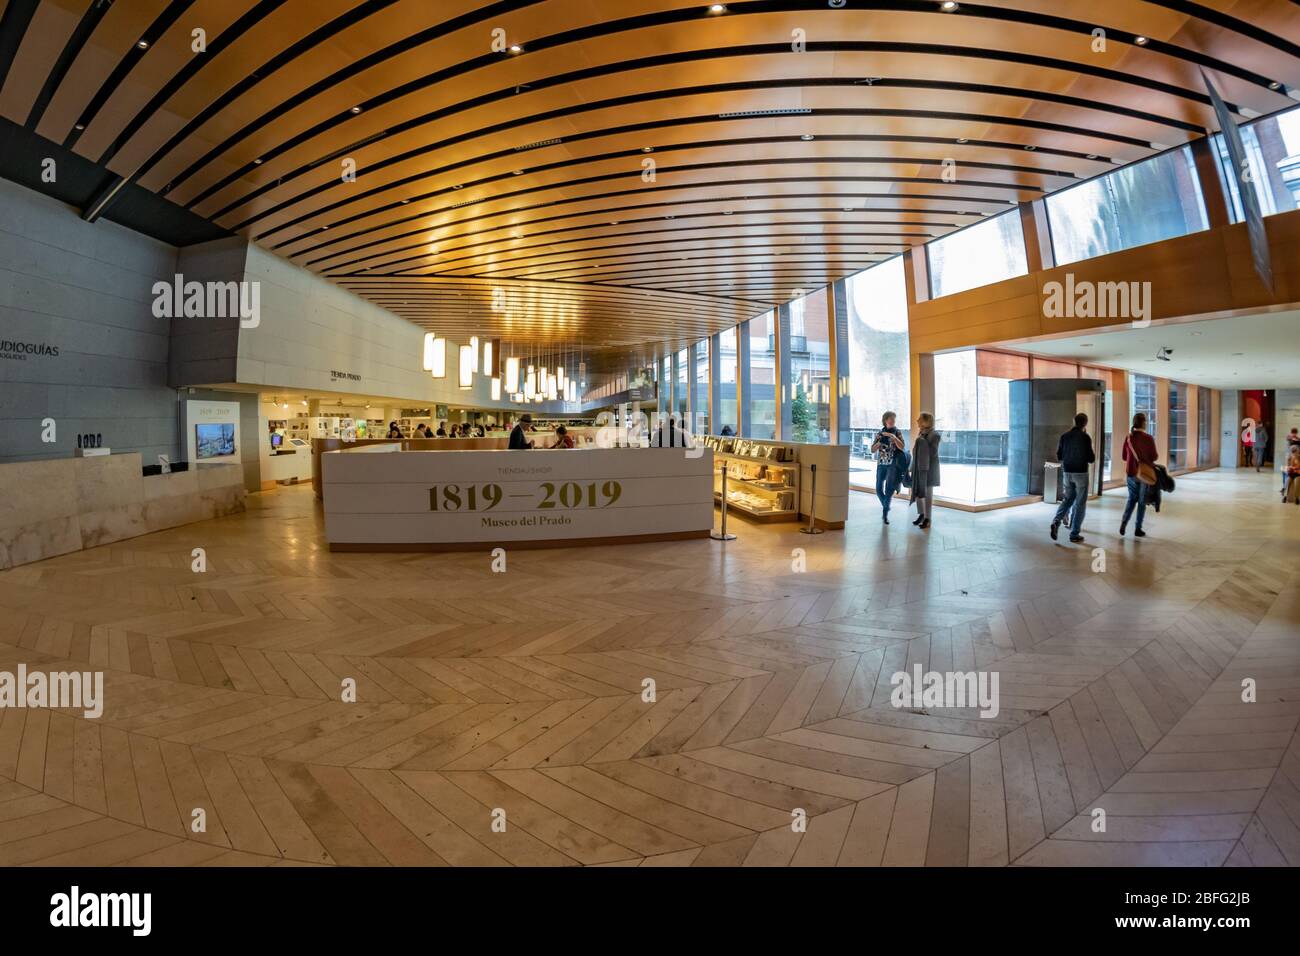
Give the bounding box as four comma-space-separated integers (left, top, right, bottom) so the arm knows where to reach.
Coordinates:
430, 337, 446, 378
458, 344, 473, 389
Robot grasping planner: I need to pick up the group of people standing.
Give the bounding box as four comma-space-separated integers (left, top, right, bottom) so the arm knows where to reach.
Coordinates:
869, 411, 941, 529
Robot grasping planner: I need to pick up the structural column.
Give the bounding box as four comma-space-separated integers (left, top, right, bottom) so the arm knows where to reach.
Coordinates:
776, 302, 793, 441
737, 319, 752, 437
830, 279, 851, 445
707, 332, 721, 436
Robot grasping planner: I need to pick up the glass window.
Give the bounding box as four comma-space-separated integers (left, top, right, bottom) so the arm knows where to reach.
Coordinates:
1130, 373, 1158, 437
845, 257, 911, 487
787, 289, 831, 444
1213, 104, 1300, 222
1047, 146, 1208, 266
746, 311, 777, 439
1197, 387, 1212, 466
932, 350, 979, 503
931, 349, 1021, 502
692, 339, 709, 435
1168, 381, 1188, 471
718, 327, 738, 435
675, 348, 688, 420
927, 210, 1028, 298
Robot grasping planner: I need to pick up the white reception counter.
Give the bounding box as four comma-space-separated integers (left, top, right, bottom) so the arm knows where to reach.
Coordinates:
321, 446, 714, 551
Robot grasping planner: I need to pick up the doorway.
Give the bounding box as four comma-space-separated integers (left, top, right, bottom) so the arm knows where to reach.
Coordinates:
1076, 388, 1104, 496
1239, 390, 1275, 468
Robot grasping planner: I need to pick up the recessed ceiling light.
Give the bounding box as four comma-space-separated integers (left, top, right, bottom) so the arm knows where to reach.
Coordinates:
452, 184, 463, 189
708, 4, 727, 14
401, 198, 410, 204
509, 44, 523, 54
1086, 154, 1098, 160
609, 220, 619, 225
136, 40, 149, 50
253, 158, 263, 165
513, 169, 523, 175
664, 215, 674, 219
1269, 81, 1282, 91
724, 210, 732, 215
350, 106, 362, 114
1024, 144, 1037, 151
801, 133, 815, 141
842, 206, 853, 211
642, 146, 654, 153
74, 123, 85, 131
956, 137, 969, 144
1134, 36, 1149, 46
939, 1, 959, 11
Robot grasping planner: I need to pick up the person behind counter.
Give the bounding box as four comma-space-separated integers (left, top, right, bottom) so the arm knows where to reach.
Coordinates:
386, 421, 403, 439
509, 414, 535, 449
550, 425, 575, 449
434, 422, 446, 437
414, 423, 430, 437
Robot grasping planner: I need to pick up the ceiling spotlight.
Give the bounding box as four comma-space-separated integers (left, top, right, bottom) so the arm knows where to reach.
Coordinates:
708, 4, 727, 13
1269, 81, 1282, 91
723, 210, 732, 215
1024, 144, 1037, 151
843, 206, 852, 211
136, 39, 149, 50
1086, 154, 1098, 160
642, 146, 654, 153
350, 106, 362, 114
401, 198, 410, 204
74, 123, 85, 131
801, 133, 815, 141
1156, 347, 1173, 362
509, 44, 523, 54
253, 158, 264, 165
939, 1, 959, 11
1134, 35, 1149, 46
513, 169, 523, 175
956, 137, 968, 144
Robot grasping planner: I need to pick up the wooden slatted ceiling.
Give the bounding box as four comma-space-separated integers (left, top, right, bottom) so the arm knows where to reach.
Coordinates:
1, 0, 1298, 362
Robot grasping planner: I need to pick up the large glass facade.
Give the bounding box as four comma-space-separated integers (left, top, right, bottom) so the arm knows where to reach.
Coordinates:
718, 327, 738, 434
930, 350, 1021, 503
1047, 146, 1207, 267
1168, 381, 1188, 471
844, 258, 911, 486
927, 211, 1028, 298
747, 311, 777, 438
787, 289, 831, 443
1214, 104, 1300, 222
692, 339, 709, 435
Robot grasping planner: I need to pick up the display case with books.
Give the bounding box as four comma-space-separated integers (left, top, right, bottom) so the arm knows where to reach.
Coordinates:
701, 435, 800, 522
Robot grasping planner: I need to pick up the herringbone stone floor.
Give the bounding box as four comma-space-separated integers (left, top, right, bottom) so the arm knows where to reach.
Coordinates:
0, 468, 1296, 866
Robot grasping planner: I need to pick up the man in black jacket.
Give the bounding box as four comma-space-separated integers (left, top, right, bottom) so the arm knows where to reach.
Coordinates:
1051, 412, 1095, 543
508, 414, 534, 449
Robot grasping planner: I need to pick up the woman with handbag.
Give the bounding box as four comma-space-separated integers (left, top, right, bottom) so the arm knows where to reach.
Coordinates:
909, 412, 942, 530
1121, 412, 1159, 537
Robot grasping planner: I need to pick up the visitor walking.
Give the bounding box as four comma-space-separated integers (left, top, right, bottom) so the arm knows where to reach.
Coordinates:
870, 411, 906, 524
1121, 412, 1159, 538
1050, 412, 1095, 544
1255, 423, 1269, 472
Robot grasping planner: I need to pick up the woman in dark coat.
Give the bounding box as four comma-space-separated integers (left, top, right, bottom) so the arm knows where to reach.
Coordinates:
909, 412, 942, 530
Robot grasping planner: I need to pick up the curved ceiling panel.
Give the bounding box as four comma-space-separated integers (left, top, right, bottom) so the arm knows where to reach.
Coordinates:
1, 0, 1298, 361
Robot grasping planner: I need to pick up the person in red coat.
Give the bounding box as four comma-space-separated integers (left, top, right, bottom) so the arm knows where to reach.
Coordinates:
1121, 412, 1159, 537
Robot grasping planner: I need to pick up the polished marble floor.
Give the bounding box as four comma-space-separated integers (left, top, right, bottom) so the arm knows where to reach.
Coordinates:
0, 468, 1296, 866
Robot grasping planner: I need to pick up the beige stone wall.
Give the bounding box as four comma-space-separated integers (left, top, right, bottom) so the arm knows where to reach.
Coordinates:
0, 454, 244, 570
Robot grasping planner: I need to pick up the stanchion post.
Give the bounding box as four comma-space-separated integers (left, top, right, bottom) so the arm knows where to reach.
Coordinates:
800, 462, 824, 535
711, 458, 736, 541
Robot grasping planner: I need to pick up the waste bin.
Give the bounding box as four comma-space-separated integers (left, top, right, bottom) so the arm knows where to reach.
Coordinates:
1043, 462, 1062, 503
